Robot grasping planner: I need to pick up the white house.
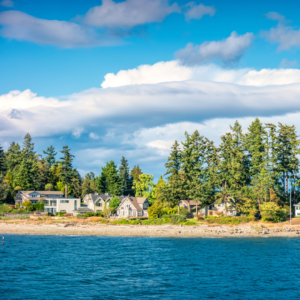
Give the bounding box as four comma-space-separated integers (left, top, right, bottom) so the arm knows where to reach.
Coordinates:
44, 198, 80, 215
294, 203, 300, 217
116, 196, 149, 217
15, 190, 64, 205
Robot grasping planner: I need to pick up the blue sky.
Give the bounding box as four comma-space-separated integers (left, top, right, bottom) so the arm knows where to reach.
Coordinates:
1, 0, 300, 181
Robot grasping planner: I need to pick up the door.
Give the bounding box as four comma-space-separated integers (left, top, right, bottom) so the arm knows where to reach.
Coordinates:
74, 200, 77, 210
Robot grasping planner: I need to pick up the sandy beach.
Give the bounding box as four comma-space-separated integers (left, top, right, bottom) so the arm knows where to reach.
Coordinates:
1, 219, 300, 237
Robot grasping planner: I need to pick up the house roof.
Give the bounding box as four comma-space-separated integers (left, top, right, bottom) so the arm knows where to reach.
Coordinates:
181, 200, 202, 206
73, 207, 94, 213
117, 196, 148, 211
21, 191, 63, 195
85, 193, 114, 203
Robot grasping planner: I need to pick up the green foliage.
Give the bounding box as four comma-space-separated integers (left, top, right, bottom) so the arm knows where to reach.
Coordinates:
97, 161, 121, 195
0, 204, 12, 216
45, 183, 53, 191
260, 202, 287, 223
205, 216, 255, 225
55, 211, 67, 216
130, 165, 142, 183
43, 145, 57, 167
148, 200, 164, 218
133, 173, 154, 203
119, 157, 133, 195
109, 197, 121, 210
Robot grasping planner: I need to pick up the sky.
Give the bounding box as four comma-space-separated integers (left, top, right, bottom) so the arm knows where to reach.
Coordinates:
1, 0, 300, 181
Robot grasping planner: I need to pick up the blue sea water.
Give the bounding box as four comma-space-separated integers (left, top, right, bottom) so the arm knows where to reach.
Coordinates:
1, 235, 300, 299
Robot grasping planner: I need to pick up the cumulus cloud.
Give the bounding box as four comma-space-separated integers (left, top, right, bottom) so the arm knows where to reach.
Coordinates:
175, 31, 254, 66
184, 2, 216, 20
101, 60, 300, 88
83, 0, 180, 28
1, 0, 13, 7
3, 80, 300, 143
262, 13, 300, 50
0, 10, 117, 48
89, 132, 99, 139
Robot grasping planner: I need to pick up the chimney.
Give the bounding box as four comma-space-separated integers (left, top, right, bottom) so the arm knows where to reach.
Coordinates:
65, 184, 67, 198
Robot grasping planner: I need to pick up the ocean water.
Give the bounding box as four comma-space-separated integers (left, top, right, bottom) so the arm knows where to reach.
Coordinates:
1, 235, 300, 299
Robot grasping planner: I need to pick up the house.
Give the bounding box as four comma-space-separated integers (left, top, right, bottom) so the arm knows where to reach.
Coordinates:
179, 200, 208, 216
44, 197, 81, 215
15, 190, 64, 205
208, 200, 237, 216
83, 193, 118, 212
294, 203, 300, 217
116, 196, 149, 217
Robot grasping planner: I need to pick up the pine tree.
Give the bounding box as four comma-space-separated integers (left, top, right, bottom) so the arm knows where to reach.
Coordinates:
81, 173, 93, 198
43, 145, 57, 167
119, 156, 132, 195
164, 140, 183, 213
98, 161, 121, 195
22, 133, 36, 160
6, 142, 22, 171
60, 146, 74, 187
15, 159, 39, 190
0, 145, 7, 175
130, 165, 142, 183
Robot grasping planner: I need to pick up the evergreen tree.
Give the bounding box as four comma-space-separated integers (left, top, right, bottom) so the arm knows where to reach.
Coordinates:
119, 156, 132, 195
15, 159, 39, 190
164, 140, 184, 212
0, 145, 7, 175
43, 145, 57, 167
22, 133, 36, 160
81, 173, 93, 198
131, 165, 142, 182
6, 142, 22, 171
98, 161, 121, 195
60, 146, 74, 187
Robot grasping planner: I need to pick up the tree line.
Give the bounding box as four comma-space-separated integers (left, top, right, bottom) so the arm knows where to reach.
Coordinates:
156, 118, 300, 218
0, 134, 146, 203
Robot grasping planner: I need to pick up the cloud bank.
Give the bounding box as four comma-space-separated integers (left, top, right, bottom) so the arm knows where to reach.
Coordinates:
101, 61, 300, 88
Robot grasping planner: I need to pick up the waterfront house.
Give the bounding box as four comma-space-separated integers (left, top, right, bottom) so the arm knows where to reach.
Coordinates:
294, 203, 300, 217
15, 190, 64, 205
208, 200, 237, 216
116, 196, 149, 217
44, 197, 80, 215
179, 200, 208, 216
83, 193, 116, 212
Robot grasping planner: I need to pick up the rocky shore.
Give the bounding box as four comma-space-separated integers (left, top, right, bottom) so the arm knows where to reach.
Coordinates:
1, 222, 300, 238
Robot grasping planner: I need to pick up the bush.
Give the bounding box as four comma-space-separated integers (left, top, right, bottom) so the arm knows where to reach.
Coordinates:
0, 204, 13, 216
205, 216, 255, 225
55, 212, 67, 216
76, 214, 85, 218
171, 215, 186, 224
260, 202, 287, 223
10, 209, 29, 214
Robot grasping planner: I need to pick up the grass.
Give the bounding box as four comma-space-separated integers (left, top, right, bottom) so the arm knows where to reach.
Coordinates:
0, 216, 30, 220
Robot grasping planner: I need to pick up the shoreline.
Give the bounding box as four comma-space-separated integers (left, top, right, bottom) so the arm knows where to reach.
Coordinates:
1, 223, 300, 238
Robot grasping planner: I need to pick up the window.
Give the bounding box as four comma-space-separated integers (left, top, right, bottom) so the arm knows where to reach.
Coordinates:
60, 200, 69, 203
96, 203, 103, 207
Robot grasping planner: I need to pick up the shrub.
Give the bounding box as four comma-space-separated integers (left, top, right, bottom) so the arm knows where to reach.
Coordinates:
10, 209, 29, 214
205, 216, 255, 225
148, 200, 164, 218
55, 212, 67, 216
76, 214, 85, 218
171, 215, 186, 224
260, 202, 287, 223
0, 204, 13, 216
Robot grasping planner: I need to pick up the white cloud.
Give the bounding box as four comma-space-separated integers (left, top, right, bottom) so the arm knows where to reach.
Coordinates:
262, 23, 300, 51
83, 0, 180, 28
1, 0, 13, 7
184, 2, 216, 20
89, 132, 99, 139
101, 60, 300, 88
0, 10, 117, 48
175, 31, 254, 66
72, 127, 84, 138
266, 12, 286, 23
